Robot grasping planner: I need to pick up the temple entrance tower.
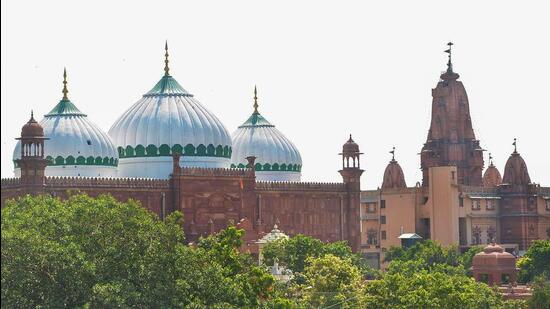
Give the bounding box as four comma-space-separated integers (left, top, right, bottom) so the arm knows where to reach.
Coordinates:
421, 42, 484, 186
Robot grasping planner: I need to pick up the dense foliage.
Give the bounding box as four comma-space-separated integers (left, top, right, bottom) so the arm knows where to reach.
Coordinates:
261, 234, 380, 280
1, 194, 274, 308
517, 240, 550, 283
363, 259, 503, 308
3, 194, 549, 308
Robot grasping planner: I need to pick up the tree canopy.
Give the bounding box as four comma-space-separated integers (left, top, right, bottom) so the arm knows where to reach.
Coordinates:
1, 194, 274, 308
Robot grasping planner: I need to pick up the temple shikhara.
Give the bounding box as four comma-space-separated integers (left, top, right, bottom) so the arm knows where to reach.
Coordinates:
2, 43, 549, 267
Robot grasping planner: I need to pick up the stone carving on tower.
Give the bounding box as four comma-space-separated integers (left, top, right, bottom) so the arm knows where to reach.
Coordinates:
421, 42, 484, 186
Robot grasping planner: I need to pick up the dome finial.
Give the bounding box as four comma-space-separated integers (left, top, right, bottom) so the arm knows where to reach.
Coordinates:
444, 42, 454, 73
164, 41, 170, 76
513, 138, 517, 153
390, 146, 396, 161
30, 109, 34, 119
253, 85, 259, 114
489, 152, 494, 166
62, 67, 69, 100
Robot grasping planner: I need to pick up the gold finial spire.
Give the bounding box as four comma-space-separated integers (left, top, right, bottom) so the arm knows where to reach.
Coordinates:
62, 68, 69, 100
253, 85, 259, 114
164, 41, 170, 76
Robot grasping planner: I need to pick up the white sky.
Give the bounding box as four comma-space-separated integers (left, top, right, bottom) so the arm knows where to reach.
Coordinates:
2, 0, 549, 189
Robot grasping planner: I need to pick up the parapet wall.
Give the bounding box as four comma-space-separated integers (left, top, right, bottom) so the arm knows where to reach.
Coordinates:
1, 178, 20, 188
176, 167, 254, 178
256, 181, 346, 192
44, 176, 170, 189
460, 185, 499, 195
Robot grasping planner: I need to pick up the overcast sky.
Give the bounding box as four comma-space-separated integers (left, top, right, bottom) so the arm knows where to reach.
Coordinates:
2, 0, 549, 189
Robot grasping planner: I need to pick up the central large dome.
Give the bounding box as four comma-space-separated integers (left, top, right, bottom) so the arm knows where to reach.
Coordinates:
108, 45, 232, 178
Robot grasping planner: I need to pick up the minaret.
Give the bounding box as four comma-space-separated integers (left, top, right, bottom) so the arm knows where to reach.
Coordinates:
420, 43, 484, 186
339, 135, 363, 252
15, 111, 49, 186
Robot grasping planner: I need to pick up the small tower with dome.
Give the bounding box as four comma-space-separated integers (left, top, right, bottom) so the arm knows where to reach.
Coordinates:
15, 111, 49, 185
13, 69, 118, 178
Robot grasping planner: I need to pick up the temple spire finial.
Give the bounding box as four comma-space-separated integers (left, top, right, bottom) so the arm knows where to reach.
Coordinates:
62, 67, 69, 100
489, 152, 494, 166
253, 85, 259, 114
513, 138, 517, 153
444, 42, 454, 73
390, 146, 396, 161
164, 41, 170, 76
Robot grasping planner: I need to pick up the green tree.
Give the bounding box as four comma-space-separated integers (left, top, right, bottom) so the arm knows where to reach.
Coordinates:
1, 194, 186, 307
261, 234, 379, 279
517, 240, 550, 283
527, 276, 550, 309
363, 260, 503, 309
300, 254, 364, 308
196, 225, 275, 307
459, 245, 484, 276
1, 194, 276, 308
262, 234, 324, 274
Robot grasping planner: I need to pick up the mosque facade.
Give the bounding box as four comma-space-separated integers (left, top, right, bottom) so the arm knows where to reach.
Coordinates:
1, 43, 548, 265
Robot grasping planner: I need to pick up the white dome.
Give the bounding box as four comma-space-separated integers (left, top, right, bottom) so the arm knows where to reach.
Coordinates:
13, 97, 118, 178
108, 73, 232, 179
231, 99, 302, 182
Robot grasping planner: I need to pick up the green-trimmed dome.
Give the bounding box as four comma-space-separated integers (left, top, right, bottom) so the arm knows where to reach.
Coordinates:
13, 69, 118, 178
108, 44, 232, 179
231, 87, 302, 182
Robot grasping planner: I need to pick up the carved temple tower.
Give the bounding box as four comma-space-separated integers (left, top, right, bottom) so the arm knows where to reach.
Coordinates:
421, 43, 484, 186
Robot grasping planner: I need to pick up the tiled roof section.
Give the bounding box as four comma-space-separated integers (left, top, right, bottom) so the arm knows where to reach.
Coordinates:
144, 75, 192, 96
238, 112, 274, 128
45, 99, 86, 116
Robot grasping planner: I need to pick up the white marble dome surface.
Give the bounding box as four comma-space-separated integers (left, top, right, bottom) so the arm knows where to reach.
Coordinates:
108, 71, 232, 179
13, 92, 118, 178
231, 94, 302, 182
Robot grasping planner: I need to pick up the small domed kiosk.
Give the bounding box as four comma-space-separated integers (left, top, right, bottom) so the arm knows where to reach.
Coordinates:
472, 243, 518, 286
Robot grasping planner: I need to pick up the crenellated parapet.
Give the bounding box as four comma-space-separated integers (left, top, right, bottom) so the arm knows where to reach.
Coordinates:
45, 176, 170, 188
1, 178, 21, 188
256, 181, 346, 192
460, 185, 499, 195
176, 167, 254, 178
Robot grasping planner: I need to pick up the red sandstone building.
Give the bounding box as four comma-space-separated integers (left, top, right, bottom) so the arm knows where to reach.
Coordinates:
1, 43, 549, 266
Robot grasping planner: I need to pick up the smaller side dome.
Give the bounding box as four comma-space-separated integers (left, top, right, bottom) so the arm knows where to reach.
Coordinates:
231, 87, 302, 182
21, 111, 44, 138
483, 154, 502, 187
342, 135, 360, 154
502, 141, 531, 185
382, 148, 406, 189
